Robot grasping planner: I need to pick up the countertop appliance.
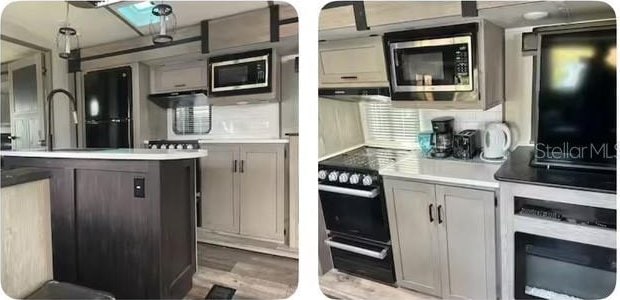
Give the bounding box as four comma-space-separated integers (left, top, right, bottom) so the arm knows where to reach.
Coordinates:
209, 48, 272, 97
84, 66, 132, 148
481, 122, 511, 160
532, 21, 616, 171
453, 129, 480, 159
147, 139, 202, 226
430, 116, 454, 158
385, 23, 477, 100
319, 146, 411, 284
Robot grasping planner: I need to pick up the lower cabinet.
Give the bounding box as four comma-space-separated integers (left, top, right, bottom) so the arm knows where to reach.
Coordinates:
384, 179, 496, 300
201, 143, 286, 242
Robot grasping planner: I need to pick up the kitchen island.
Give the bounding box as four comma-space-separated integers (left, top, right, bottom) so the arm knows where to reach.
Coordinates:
1, 149, 207, 299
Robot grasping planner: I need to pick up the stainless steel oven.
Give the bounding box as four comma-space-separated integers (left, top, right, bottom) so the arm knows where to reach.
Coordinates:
209, 48, 272, 96
388, 35, 473, 93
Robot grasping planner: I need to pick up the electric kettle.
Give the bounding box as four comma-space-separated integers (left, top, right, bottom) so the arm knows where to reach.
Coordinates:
481, 122, 511, 160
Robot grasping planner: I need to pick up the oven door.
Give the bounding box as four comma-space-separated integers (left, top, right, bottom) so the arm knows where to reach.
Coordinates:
326, 236, 396, 284
210, 51, 271, 95
389, 36, 473, 93
514, 232, 616, 299
319, 184, 391, 243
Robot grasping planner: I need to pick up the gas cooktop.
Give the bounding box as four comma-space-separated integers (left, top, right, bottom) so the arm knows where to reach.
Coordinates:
319, 146, 412, 172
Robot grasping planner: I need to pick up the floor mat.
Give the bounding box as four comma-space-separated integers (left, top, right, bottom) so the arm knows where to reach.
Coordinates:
205, 285, 236, 299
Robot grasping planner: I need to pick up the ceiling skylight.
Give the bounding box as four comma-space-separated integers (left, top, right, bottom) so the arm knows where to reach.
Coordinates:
117, 1, 156, 27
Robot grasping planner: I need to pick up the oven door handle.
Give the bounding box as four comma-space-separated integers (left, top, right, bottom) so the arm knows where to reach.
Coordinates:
318, 184, 379, 198
324, 238, 388, 259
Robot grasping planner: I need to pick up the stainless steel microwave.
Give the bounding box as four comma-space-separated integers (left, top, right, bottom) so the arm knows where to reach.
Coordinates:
388, 35, 473, 93
209, 48, 272, 96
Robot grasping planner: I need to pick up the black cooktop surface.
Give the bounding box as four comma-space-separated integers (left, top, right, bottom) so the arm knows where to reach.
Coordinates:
495, 146, 616, 194
319, 146, 412, 171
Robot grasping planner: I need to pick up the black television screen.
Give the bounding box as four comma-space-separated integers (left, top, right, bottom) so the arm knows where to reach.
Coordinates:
535, 27, 617, 169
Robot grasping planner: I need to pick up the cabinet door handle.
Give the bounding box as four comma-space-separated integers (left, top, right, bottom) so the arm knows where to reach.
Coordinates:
428, 204, 434, 223
340, 76, 358, 80
233, 160, 237, 172
437, 205, 443, 224
174, 84, 186, 87
240, 160, 244, 173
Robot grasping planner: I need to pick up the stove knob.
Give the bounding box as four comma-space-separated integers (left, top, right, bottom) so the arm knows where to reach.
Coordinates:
338, 172, 350, 183
349, 174, 360, 185
328, 171, 340, 182
150, 144, 157, 149
318, 170, 327, 180
161, 144, 167, 149
176, 144, 183, 149
187, 144, 194, 149
168, 144, 175, 149
362, 175, 373, 186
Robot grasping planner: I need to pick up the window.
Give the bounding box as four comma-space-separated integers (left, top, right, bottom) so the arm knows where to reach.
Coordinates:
115, 1, 157, 27
173, 105, 212, 135
359, 102, 420, 149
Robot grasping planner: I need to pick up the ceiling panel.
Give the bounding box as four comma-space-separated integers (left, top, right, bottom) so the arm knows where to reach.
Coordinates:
109, 1, 268, 35
1, 1, 269, 49
1, 1, 139, 48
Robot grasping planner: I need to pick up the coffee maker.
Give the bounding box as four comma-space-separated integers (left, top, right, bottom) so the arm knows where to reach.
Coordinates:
430, 117, 454, 158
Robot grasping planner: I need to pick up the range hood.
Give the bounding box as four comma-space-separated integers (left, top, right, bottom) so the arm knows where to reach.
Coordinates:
318, 87, 391, 102
148, 89, 209, 108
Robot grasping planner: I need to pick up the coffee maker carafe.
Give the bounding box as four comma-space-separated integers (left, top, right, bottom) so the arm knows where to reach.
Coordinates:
430, 116, 454, 158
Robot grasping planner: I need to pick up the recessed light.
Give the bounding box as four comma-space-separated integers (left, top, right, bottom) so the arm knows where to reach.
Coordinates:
523, 11, 549, 20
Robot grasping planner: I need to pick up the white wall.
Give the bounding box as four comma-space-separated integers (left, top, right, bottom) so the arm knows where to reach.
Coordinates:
504, 27, 535, 147
418, 105, 503, 133
167, 102, 281, 141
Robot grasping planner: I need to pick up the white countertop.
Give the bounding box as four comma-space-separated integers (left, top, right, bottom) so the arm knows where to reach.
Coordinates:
198, 139, 289, 144
0, 149, 208, 160
380, 151, 502, 190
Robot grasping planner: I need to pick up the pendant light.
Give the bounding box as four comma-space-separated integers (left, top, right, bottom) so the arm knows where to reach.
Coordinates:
56, 2, 79, 59
150, 2, 176, 45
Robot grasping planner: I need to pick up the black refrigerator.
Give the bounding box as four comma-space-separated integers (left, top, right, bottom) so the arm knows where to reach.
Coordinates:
84, 66, 133, 148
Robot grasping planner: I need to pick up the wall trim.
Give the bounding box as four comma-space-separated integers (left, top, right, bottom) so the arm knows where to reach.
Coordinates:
0, 34, 50, 52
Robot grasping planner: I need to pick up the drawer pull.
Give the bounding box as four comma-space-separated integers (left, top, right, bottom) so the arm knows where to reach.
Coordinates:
429, 204, 434, 223
340, 76, 358, 80
325, 237, 388, 259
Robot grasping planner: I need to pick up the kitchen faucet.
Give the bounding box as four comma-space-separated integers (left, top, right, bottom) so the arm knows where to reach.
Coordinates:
46, 89, 78, 151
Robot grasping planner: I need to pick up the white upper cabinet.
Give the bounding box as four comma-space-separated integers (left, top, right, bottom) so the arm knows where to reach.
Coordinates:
318, 36, 389, 88
365, 1, 462, 27
150, 60, 208, 94
319, 5, 357, 31
208, 8, 271, 52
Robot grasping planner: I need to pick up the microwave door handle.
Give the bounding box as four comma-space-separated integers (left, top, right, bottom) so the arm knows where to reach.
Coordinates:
324, 238, 388, 259
318, 184, 379, 198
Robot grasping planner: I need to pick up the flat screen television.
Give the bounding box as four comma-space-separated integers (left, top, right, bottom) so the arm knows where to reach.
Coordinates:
533, 25, 617, 171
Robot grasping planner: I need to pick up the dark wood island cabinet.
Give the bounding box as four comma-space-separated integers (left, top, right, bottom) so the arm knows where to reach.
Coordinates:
2, 149, 206, 299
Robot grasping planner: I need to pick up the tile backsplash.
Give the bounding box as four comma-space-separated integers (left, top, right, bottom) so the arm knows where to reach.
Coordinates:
167, 102, 280, 140
418, 105, 503, 133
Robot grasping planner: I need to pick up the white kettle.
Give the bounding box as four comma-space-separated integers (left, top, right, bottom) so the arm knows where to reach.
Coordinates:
482, 122, 511, 160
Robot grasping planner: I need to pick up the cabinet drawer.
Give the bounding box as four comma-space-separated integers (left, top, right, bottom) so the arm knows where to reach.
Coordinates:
319, 36, 388, 87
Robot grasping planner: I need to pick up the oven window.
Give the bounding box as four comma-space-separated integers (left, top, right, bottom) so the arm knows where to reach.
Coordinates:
216, 64, 250, 86
515, 232, 616, 299
173, 105, 212, 135
213, 60, 266, 88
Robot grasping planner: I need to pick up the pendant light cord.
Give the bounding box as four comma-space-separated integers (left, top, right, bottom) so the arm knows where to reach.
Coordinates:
65, 2, 69, 26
